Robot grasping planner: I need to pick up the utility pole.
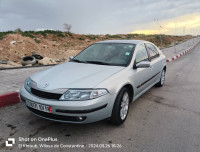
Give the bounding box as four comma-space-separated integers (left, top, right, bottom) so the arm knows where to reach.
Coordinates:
173, 22, 177, 53
154, 18, 163, 48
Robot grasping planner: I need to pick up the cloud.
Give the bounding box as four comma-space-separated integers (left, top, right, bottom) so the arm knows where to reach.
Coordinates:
0, 0, 199, 34
132, 13, 200, 35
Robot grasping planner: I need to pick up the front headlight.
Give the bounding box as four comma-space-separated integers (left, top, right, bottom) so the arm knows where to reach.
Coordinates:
24, 77, 33, 93
59, 89, 108, 101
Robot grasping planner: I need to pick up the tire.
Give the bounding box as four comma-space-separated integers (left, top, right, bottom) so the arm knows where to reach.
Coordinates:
21, 56, 36, 66
110, 87, 130, 125
155, 69, 166, 87
32, 54, 43, 60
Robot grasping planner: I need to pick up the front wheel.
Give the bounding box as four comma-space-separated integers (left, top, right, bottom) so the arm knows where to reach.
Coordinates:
155, 69, 165, 87
110, 88, 130, 125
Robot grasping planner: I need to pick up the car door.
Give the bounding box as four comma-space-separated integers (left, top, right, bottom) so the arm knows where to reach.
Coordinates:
132, 43, 153, 96
145, 43, 162, 84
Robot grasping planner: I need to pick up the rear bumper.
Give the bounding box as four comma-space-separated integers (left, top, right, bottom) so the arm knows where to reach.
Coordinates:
20, 86, 116, 124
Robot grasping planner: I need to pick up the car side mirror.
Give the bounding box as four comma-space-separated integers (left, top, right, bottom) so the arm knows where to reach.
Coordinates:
136, 61, 151, 68
69, 56, 74, 60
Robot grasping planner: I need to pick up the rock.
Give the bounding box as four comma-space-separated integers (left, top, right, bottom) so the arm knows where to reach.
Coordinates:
17, 40, 23, 43
0, 60, 21, 67
0, 60, 9, 64
25, 64, 32, 67
8, 61, 21, 67
52, 58, 67, 62
43, 45, 48, 48
52, 43, 59, 47
53, 59, 62, 62
10, 41, 16, 45
50, 59, 57, 63
67, 50, 77, 53
0, 64, 14, 68
38, 57, 56, 65
85, 39, 90, 42
31, 50, 35, 54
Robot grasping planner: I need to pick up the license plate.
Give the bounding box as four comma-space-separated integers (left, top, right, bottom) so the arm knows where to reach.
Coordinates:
26, 100, 50, 113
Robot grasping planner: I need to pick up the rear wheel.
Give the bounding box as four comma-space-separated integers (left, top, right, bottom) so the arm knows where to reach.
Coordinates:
155, 69, 165, 87
110, 88, 130, 125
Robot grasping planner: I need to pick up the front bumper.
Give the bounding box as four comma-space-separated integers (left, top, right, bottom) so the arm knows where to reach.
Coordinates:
20, 86, 116, 124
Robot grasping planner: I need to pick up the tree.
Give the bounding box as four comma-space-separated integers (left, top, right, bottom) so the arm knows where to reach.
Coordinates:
63, 23, 72, 33
14, 28, 22, 33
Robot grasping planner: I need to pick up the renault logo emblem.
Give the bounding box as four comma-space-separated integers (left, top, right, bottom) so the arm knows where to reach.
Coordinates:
44, 83, 49, 88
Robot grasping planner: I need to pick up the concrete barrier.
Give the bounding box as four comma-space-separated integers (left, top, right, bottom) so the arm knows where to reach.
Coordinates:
166, 40, 200, 63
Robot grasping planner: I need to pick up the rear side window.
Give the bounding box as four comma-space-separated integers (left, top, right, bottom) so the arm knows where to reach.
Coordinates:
135, 44, 149, 64
145, 43, 160, 60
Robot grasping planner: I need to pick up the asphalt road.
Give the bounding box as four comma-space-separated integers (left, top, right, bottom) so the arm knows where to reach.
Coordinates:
0, 44, 200, 152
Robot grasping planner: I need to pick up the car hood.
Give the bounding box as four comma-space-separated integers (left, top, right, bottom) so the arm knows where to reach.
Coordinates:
30, 62, 124, 90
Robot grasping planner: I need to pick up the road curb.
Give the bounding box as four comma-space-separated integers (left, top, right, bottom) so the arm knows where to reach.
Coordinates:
166, 40, 200, 63
0, 91, 20, 108
0, 64, 56, 71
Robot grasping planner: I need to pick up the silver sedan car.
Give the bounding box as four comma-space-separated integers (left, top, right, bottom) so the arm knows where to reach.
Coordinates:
20, 40, 166, 125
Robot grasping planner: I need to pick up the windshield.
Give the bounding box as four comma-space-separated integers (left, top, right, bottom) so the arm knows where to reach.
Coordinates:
72, 43, 135, 66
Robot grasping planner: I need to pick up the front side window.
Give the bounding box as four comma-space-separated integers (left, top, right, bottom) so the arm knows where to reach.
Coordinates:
145, 43, 159, 60
135, 44, 149, 64
72, 43, 135, 66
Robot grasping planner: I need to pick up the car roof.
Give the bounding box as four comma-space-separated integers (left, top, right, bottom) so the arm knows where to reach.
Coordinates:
95, 39, 149, 45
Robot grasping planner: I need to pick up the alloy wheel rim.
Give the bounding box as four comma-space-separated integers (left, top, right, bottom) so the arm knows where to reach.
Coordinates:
161, 70, 165, 85
120, 92, 129, 120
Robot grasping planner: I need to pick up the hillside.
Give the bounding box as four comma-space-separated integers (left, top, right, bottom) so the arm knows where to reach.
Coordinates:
0, 31, 193, 68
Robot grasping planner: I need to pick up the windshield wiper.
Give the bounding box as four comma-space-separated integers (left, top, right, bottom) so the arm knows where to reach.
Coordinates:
85, 61, 111, 65
71, 59, 85, 63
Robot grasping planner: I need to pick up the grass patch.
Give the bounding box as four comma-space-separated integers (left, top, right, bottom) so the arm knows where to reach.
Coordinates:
0, 31, 15, 40
41, 30, 65, 37
105, 34, 122, 39
85, 35, 96, 40
65, 32, 73, 37
21, 32, 35, 38
78, 37, 85, 40
126, 34, 138, 39
21, 30, 65, 37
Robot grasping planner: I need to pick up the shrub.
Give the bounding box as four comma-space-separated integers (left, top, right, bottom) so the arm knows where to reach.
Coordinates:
105, 34, 121, 39
126, 34, 138, 39
34, 39, 40, 43
35, 31, 46, 36
111, 35, 121, 39
85, 35, 96, 40
21, 32, 35, 38
0, 31, 15, 40
78, 37, 85, 40
66, 32, 73, 37
14, 28, 22, 33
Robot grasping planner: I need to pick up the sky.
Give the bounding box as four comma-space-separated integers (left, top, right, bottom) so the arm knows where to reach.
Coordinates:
0, 0, 200, 35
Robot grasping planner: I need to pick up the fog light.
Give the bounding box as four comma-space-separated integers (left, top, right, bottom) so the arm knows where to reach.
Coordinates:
76, 116, 86, 121
78, 116, 83, 121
